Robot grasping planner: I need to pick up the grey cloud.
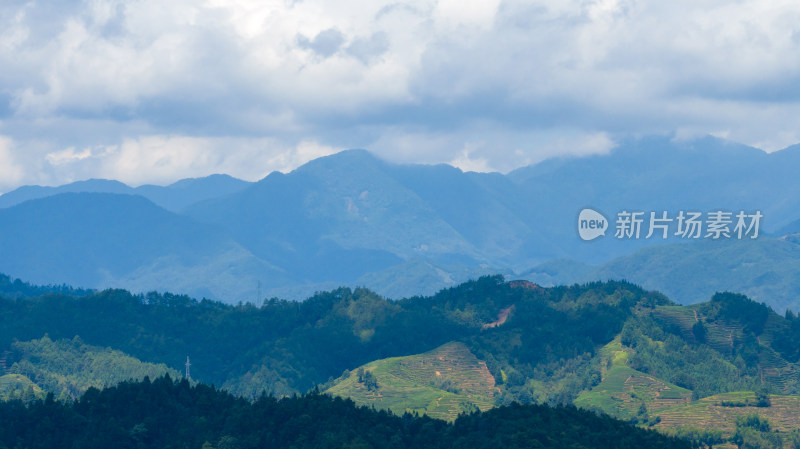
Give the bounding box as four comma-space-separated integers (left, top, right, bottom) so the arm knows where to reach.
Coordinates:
0, 0, 85, 46
297, 28, 346, 58
375, 3, 424, 20
346, 32, 389, 64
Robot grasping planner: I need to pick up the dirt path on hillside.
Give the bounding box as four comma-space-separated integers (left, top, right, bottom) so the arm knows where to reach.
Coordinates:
483, 305, 515, 329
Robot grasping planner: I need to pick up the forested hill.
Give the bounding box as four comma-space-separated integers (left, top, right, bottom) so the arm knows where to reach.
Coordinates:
0, 375, 690, 449
4, 275, 800, 447
0, 272, 93, 299
3, 275, 799, 400
0, 276, 659, 397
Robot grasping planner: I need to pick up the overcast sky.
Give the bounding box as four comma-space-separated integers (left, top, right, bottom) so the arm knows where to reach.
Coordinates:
1, 0, 799, 192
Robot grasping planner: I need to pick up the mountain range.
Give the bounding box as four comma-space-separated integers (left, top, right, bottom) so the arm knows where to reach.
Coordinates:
0, 174, 251, 212
1, 135, 800, 309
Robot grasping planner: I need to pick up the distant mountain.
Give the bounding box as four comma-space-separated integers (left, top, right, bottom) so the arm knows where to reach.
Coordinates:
509, 135, 800, 263
522, 237, 800, 312
0, 174, 251, 212
135, 174, 252, 211
0, 179, 133, 208
184, 150, 552, 285
0, 193, 290, 301
2, 135, 800, 303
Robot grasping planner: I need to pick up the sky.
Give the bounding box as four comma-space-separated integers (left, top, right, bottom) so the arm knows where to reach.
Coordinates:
1, 0, 799, 192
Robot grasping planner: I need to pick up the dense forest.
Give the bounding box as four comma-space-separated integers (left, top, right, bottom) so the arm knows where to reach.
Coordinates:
3, 273, 800, 448
0, 273, 93, 300
0, 276, 664, 400
0, 375, 691, 449
3, 275, 798, 403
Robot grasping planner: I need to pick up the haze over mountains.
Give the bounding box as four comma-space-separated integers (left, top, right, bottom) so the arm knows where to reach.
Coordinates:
1, 135, 800, 309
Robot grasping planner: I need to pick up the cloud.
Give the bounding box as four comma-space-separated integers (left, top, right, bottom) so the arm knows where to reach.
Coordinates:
79, 136, 341, 186
0, 134, 342, 194
346, 32, 389, 64
298, 28, 346, 58
450, 145, 493, 173
0, 136, 24, 192
45, 147, 95, 165
368, 125, 616, 172
434, 0, 502, 29
0, 0, 798, 190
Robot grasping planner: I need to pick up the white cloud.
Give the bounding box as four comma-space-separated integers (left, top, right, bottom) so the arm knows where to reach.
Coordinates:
0, 136, 24, 192
41, 135, 343, 186
45, 147, 95, 165
449, 144, 493, 173
0, 0, 798, 189
434, 0, 502, 30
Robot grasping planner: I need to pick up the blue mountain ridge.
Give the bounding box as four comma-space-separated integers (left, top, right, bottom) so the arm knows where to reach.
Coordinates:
1, 135, 800, 307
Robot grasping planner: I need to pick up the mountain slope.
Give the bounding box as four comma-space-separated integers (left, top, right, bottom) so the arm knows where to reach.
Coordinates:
184, 150, 481, 283
0, 374, 43, 402
325, 341, 496, 420
573, 336, 692, 421
135, 174, 252, 211
4, 335, 181, 401
0, 193, 290, 301
654, 392, 800, 434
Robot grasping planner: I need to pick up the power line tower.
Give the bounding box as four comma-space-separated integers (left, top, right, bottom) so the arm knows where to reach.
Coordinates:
185, 356, 191, 380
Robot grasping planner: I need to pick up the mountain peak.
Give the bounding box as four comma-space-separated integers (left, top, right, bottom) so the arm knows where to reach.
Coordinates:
309, 148, 380, 164
293, 149, 385, 176
165, 174, 246, 189
0, 179, 134, 208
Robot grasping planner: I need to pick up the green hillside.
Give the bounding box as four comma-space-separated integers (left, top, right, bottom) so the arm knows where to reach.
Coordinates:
0, 276, 654, 402
655, 392, 800, 434
574, 337, 692, 421
0, 373, 44, 402
3, 335, 182, 400
4, 276, 800, 448
326, 342, 496, 420
567, 293, 800, 448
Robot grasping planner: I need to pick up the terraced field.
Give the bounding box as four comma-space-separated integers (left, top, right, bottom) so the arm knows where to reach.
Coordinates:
652, 304, 800, 397
575, 337, 692, 419
651, 306, 698, 339
757, 346, 800, 395
651, 305, 745, 354
575, 365, 692, 419
655, 392, 800, 435
325, 342, 496, 421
